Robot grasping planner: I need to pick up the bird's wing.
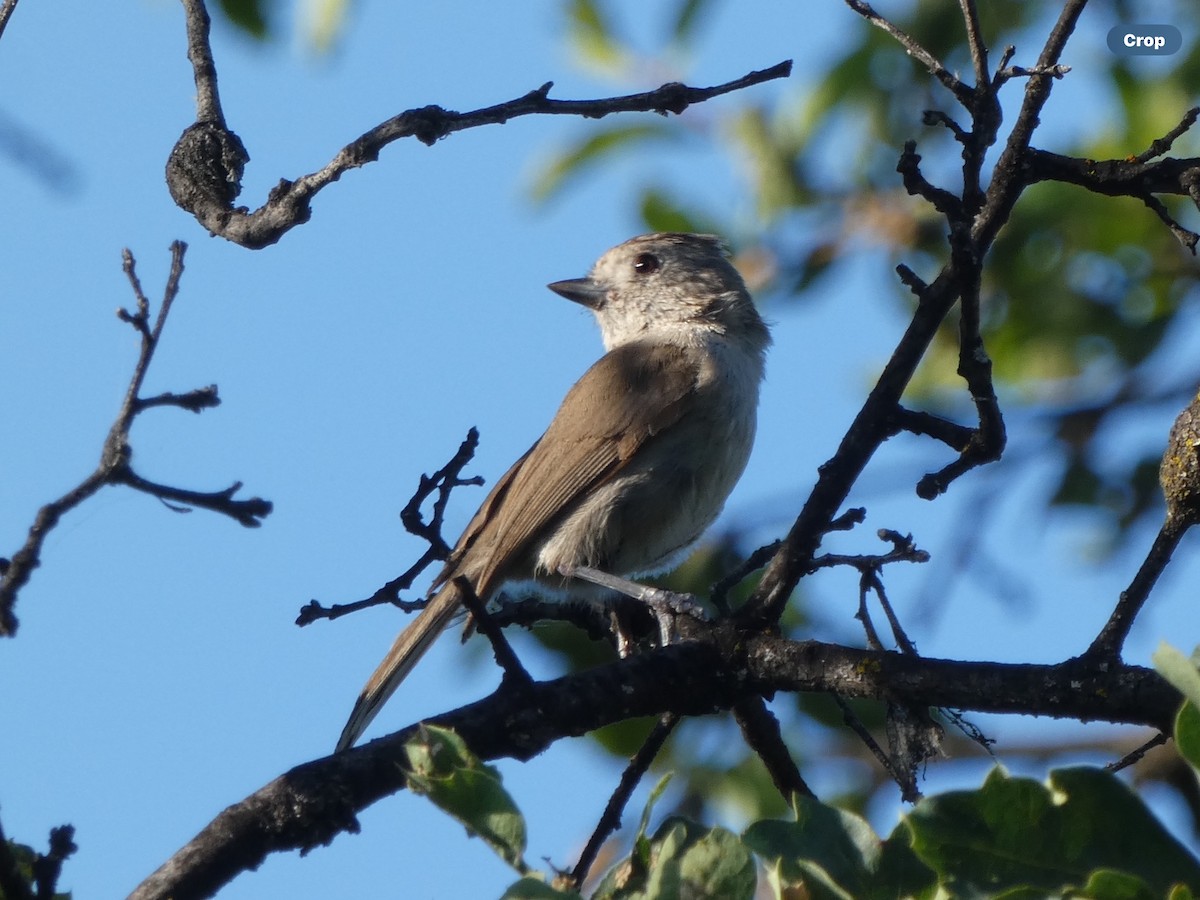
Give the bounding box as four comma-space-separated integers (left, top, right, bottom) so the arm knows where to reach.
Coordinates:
437, 339, 701, 594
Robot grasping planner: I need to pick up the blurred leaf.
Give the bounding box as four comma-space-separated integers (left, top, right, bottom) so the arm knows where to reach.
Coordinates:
501, 875, 578, 899
905, 767, 1200, 894
1050, 454, 1105, 507
303, 0, 352, 52
670, 0, 714, 43
638, 188, 715, 236
1176, 702, 1200, 771
594, 816, 755, 900
727, 106, 808, 220
1153, 642, 1200, 710
745, 793, 935, 899
531, 124, 680, 203
403, 724, 528, 872
566, 0, 629, 73
1076, 869, 1159, 900
216, 0, 270, 39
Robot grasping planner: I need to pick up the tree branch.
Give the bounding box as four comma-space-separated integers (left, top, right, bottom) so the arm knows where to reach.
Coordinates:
131, 626, 1180, 899
739, 0, 1089, 627
166, 0, 792, 248
295, 428, 483, 626
0, 0, 21, 44
571, 714, 678, 890
0, 243, 270, 635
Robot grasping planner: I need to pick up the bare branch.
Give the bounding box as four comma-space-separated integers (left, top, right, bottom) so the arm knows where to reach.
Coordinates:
296, 429, 483, 626
571, 714, 678, 890
843, 0, 973, 107
166, 1, 792, 250
0, 0, 22, 44
958, 0, 989, 90
130, 627, 1182, 899
1083, 522, 1187, 664
1024, 144, 1200, 252
896, 141, 964, 217
740, 1, 1090, 628
454, 576, 532, 688
733, 697, 815, 800
0, 243, 270, 635
1134, 106, 1200, 164
891, 407, 973, 451
1085, 390, 1200, 661
1107, 731, 1169, 774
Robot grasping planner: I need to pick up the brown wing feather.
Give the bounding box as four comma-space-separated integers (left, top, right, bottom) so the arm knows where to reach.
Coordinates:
437, 340, 700, 596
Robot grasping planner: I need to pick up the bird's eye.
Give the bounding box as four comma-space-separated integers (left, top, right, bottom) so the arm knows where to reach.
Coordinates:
633, 253, 660, 275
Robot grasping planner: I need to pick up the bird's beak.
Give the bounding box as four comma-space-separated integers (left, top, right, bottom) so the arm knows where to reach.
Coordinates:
547, 277, 606, 309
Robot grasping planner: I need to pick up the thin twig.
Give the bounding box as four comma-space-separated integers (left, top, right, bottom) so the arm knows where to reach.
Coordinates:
453, 576, 531, 687
167, 3, 792, 249
296, 429, 483, 626
843, 0, 973, 105
1135, 107, 1200, 164
833, 694, 906, 786
0, 243, 270, 635
1106, 731, 1168, 773
733, 697, 815, 800
710, 540, 781, 613
891, 407, 973, 450
855, 573, 884, 651
958, 0, 989, 91
179, 0, 223, 123
571, 714, 678, 890
896, 141, 964, 216
915, 231, 1006, 500
865, 568, 917, 655
1082, 522, 1187, 662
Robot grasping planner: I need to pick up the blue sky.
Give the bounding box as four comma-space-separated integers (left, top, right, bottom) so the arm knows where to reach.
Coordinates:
2, 1, 1199, 897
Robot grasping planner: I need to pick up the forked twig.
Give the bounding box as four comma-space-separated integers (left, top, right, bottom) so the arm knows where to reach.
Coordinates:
0, 242, 270, 635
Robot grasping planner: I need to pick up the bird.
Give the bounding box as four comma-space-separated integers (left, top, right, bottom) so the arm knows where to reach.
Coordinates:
336, 232, 770, 752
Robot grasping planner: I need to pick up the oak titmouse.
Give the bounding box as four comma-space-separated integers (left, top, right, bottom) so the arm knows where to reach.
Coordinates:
336, 233, 770, 751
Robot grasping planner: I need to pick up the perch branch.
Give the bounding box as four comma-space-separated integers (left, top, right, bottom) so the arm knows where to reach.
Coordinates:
131, 621, 1182, 899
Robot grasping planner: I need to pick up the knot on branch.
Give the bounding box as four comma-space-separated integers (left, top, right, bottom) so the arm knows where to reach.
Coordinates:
654, 82, 691, 116
411, 105, 453, 146
165, 120, 249, 213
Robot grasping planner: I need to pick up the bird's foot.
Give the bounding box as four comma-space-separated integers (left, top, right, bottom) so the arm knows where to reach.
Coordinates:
559, 564, 707, 647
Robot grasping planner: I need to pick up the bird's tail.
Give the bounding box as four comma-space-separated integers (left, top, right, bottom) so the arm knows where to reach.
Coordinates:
335, 582, 462, 752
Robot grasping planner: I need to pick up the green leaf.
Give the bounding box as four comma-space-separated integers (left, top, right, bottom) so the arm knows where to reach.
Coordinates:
594, 816, 755, 900
638, 188, 716, 236
905, 766, 1200, 895
402, 724, 528, 872
1175, 702, 1200, 771
566, 0, 629, 72
1154, 642, 1200, 709
662, 820, 755, 900
531, 124, 680, 203
500, 874, 578, 899
216, 0, 270, 39
1077, 868, 1158, 900
745, 794, 935, 899
670, 0, 714, 43
302, 0, 351, 52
